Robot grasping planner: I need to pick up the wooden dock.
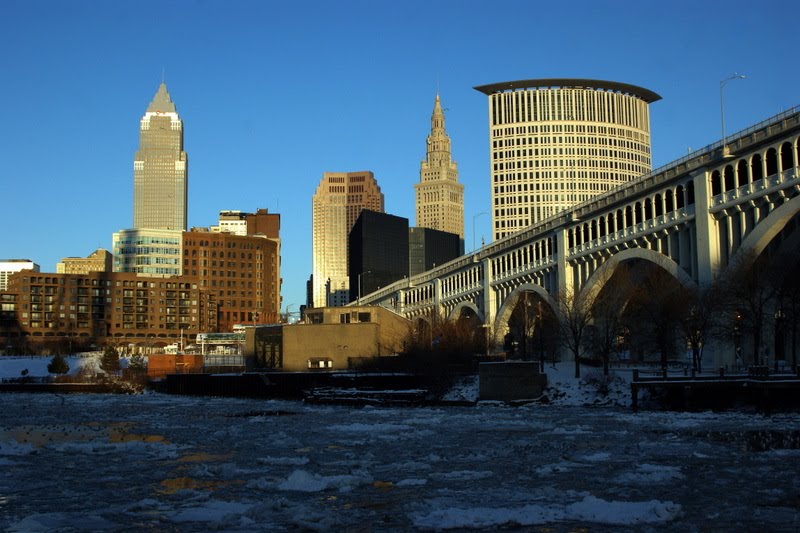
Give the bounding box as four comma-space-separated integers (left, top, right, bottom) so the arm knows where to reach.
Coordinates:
631, 366, 800, 412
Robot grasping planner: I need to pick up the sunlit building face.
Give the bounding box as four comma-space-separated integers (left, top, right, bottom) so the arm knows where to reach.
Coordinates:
475, 79, 661, 241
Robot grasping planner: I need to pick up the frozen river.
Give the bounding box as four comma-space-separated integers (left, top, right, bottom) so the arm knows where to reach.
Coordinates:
1, 392, 799, 531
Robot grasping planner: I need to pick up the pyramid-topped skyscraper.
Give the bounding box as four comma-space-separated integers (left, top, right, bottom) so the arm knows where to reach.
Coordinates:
133, 83, 188, 230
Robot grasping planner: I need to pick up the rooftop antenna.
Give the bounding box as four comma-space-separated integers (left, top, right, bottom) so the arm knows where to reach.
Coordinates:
161, 68, 165, 85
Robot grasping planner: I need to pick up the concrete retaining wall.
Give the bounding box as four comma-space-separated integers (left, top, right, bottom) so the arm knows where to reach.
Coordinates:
479, 361, 547, 402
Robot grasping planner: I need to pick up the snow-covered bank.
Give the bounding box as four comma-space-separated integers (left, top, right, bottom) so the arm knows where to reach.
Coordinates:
443, 363, 635, 407
0, 353, 116, 379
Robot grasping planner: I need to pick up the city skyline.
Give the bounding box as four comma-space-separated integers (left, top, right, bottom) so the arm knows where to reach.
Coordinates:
2, 0, 798, 313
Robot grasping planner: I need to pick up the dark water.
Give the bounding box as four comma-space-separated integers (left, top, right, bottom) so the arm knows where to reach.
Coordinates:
1, 393, 799, 531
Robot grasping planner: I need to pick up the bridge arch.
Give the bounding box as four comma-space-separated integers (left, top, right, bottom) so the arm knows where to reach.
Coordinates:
731, 194, 800, 266
447, 301, 482, 322
493, 283, 558, 341
581, 247, 696, 309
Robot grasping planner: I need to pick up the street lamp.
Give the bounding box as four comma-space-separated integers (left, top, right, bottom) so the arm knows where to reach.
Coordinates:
357, 270, 371, 305
720, 73, 746, 156
472, 212, 489, 252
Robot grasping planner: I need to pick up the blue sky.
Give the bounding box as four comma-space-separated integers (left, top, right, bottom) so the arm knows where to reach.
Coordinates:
1, 0, 798, 313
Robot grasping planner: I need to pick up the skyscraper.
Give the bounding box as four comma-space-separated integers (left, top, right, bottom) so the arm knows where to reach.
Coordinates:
474, 78, 661, 240
133, 83, 188, 231
311, 171, 383, 308
414, 94, 464, 241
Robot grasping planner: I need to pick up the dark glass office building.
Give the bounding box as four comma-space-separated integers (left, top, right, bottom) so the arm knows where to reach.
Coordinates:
408, 227, 462, 277
348, 210, 409, 302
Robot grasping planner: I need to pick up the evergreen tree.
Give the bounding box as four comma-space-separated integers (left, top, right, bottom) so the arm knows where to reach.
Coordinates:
47, 354, 70, 375
128, 353, 147, 373
100, 345, 121, 375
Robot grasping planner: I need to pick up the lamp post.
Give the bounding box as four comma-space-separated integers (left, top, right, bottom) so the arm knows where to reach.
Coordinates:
357, 270, 371, 305
472, 212, 489, 252
720, 73, 746, 156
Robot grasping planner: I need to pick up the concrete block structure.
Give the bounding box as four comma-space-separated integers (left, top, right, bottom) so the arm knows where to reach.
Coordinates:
244, 305, 410, 372
479, 361, 548, 402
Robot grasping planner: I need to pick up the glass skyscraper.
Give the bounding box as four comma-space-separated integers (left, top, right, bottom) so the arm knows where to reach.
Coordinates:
133, 83, 188, 231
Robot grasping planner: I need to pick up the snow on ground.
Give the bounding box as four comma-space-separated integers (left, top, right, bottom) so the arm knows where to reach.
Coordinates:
0, 353, 129, 379
443, 362, 635, 406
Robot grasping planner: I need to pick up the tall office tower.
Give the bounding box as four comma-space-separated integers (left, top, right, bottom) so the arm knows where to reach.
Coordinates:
311, 171, 384, 308
474, 79, 661, 240
414, 94, 464, 241
133, 83, 188, 230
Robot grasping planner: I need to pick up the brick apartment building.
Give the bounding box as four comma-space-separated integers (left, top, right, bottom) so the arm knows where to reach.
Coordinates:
182, 228, 280, 331
0, 228, 281, 351
0, 271, 212, 351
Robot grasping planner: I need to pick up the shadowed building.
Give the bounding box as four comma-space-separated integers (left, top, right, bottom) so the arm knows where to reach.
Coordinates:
348, 210, 409, 302
474, 78, 661, 240
408, 227, 461, 277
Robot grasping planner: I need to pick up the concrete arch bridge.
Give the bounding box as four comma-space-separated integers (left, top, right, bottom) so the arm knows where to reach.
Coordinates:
360, 108, 800, 368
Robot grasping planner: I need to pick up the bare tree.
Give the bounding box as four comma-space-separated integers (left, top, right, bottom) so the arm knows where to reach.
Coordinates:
589, 265, 635, 377
626, 267, 688, 370
768, 249, 800, 369
721, 252, 778, 366
557, 285, 593, 378
678, 281, 725, 372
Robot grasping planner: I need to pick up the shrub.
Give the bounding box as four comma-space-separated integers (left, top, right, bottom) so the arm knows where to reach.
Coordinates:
47, 354, 70, 375
100, 345, 121, 375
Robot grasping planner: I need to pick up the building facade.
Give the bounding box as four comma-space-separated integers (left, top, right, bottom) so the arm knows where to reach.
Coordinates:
245, 305, 410, 372
408, 227, 462, 277
474, 78, 661, 240
133, 83, 188, 231
348, 210, 409, 302
311, 171, 383, 308
112, 228, 183, 277
182, 228, 281, 331
0, 259, 39, 292
0, 271, 214, 349
210, 209, 280, 238
57, 248, 112, 274
414, 94, 464, 240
